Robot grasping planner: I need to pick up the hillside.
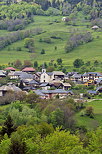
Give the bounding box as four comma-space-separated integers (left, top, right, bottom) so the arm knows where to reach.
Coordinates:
0, 0, 102, 72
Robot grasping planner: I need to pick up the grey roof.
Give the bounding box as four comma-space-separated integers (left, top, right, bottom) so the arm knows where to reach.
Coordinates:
88, 90, 97, 94
40, 82, 50, 87
96, 86, 102, 92
97, 78, 102, 84
47, 72, 53, 76
0, 84, 21, 92
72, 74, 82, 78
19, 72, 33, 80
29, 80, 39, 85
35, 89, 74, 96
53, 71, 65, 76
83, 72, 102, 77
14, 71, 22, 76
35, 90, 47, 96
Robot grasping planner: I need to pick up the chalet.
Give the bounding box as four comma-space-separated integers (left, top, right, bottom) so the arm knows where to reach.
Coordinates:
82, 72, 102, 83
22, 67, 35, 73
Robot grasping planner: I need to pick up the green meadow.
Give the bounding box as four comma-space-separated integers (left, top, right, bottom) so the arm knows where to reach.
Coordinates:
0, 16, 102, 69
76, 100, 102, 130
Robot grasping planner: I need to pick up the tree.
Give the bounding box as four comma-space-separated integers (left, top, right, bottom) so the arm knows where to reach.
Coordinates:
14, 59, 22, 69
0, 115, 16, 137
9, 133, 26, 154
73, 59, 84, 68
94, 60, 99, 66
57, 58, 62, 65
47, 66, 54, 72
23, 60, 32, 67
49, 108, 64, 128
34, 61, 38, 68
26, 93, 39, 105
41, 49, 45, 54
85, 106, 94, 118
40, 129, 89, 153
24, 38, 35, 49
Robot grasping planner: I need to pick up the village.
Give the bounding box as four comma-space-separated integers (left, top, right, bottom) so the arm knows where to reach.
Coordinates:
0, 66, 102, 100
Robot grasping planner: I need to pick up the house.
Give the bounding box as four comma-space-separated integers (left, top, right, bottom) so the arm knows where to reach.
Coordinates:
35, 89, 73, 99
53, 71, 65, 81
0, 70, 6, 78
96, 86, 102, 93
35, 90, 48, 99
40, 82, 51, 90
0, 84, 21, 96
71, 73, 82, 83
4, 67, 16, 71
82, 72, 102, 83
22, 67, 35, 73
62, 83, 71, 90
92, 25, 99, 30
19, 72, 34, 80
88, 90, 98, 95
96, 78, 102, 85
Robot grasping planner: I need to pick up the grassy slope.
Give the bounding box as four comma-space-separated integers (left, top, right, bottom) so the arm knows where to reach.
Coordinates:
76, 100, 102, 130
0, 16, 102, 69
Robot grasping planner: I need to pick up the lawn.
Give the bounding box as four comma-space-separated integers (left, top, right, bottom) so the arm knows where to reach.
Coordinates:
0, 16, 102, 70
75, 100, 102, 130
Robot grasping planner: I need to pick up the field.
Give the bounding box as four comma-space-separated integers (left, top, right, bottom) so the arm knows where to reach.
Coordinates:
0, 15, 102, 70
76, 100, 102, 130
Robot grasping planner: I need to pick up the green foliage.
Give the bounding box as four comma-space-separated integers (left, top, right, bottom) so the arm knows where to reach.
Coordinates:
49, 108, 64, 128
57, 58, 62, 65
0, 115, 16, 137
0, 134, 11, 154
24, 38, 34, 48
73, 59, 84, 68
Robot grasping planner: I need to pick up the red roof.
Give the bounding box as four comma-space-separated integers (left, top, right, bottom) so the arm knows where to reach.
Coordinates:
4, 67, 16, 71
22, 67, 36, 72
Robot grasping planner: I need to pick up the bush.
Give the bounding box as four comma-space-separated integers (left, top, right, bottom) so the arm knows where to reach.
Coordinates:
41, 49, 45, 54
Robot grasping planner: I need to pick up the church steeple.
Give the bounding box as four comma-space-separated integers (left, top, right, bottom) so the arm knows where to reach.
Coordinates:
42, 64, 46, 73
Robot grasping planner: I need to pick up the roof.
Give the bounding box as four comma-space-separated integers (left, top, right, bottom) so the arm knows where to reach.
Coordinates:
22, 67, 35, 72
88, 90, 97, 94
35, 90, 47, 96
96, 86, 102, 92
92, 25, 99, 29
53, 71, 65, 76
47, 72, 53, 76
0, 84, 21, 92
97, 78, 102, 83
40, 82, 50, 87
19, 72, 33, 80
4, 67, 16, 71
35, 89, 74, 95
72, 74, 82, 78
82, 72, 102, 77
62, 83, 71, 87
29, 80, 39, 85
